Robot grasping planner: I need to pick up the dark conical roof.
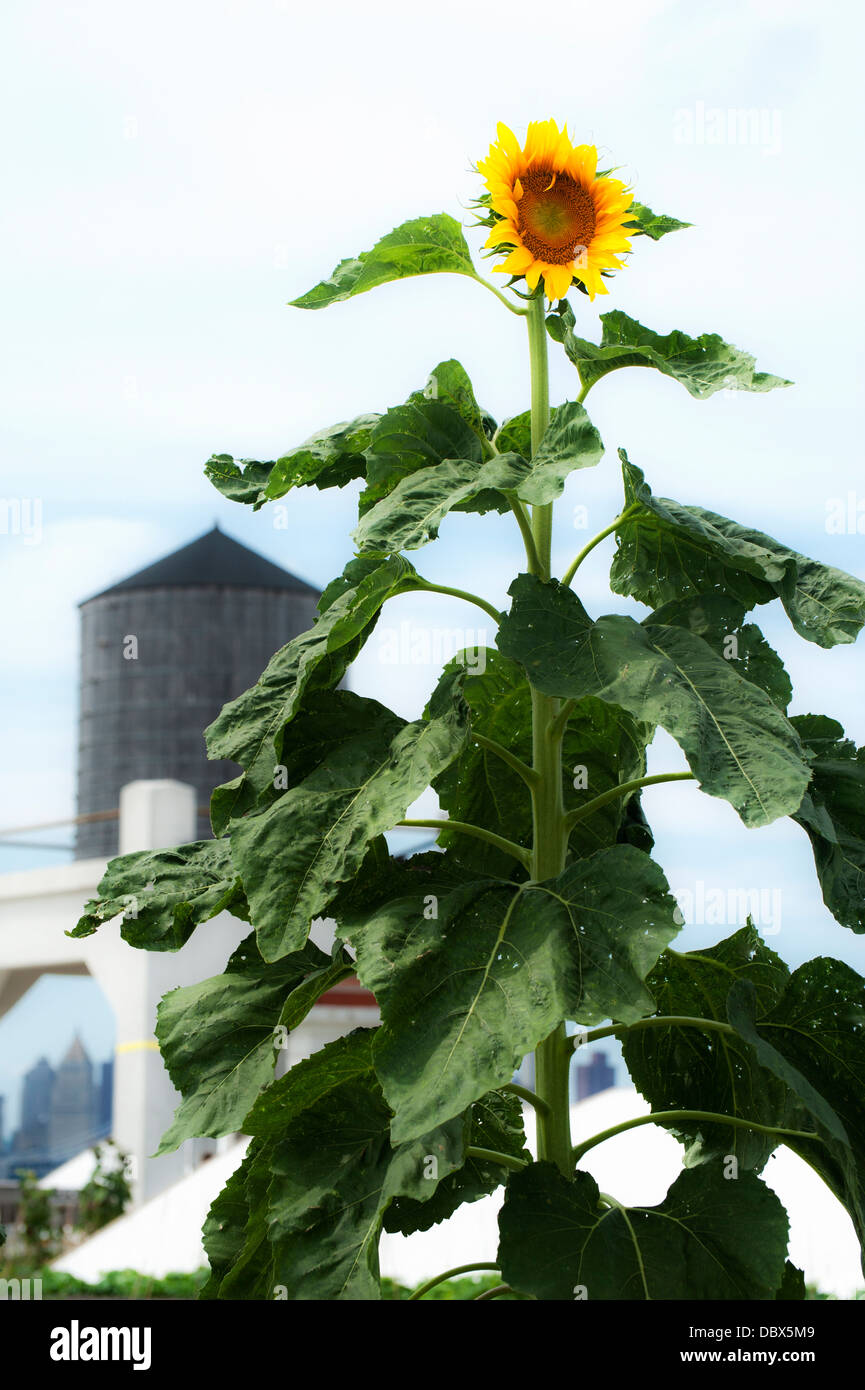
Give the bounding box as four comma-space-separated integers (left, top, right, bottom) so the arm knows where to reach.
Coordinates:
81, 526, 319, 603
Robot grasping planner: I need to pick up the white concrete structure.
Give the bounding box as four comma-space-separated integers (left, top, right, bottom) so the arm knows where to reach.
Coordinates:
0, 780, 378, 1206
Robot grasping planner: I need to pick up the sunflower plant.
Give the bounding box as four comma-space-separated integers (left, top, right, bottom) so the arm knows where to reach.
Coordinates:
73, 120, 865, 1301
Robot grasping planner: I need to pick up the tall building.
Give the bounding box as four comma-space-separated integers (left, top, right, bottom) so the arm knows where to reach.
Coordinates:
99, 1059, 114, 1133
49, 1033, 98, 1159
75, 526, 321, 856
575, 1050, 616, 1101
1, 1038, 105, 1178
16, 1056, 54, 1156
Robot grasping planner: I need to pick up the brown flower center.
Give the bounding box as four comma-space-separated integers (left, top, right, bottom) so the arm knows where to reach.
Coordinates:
516, 170, 596, 265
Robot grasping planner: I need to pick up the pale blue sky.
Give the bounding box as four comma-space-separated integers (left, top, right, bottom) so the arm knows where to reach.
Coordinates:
1, 0, 864, 1125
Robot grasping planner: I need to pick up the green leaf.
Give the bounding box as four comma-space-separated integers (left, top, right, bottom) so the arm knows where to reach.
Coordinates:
776, 1261, 807, 1300
514, 401, 604, 505
206, 552, 419, 833
726, 958, 865, 1255
220, 1031, 467, 1300
229, 676, 469, 961
494, 408, 532, 458
547, 303, 790, 397
353, 450, 528, 553
647, 595, 792, 710
359, 394, 491, 516
351, 844, 679, 1143
290, 214, 476, 310
155, 935, 353, 1153
200, 1139, 274, 1300
613, 454, 865, 647
790, 715, 865, 932
621, 925, 793, 1170
498, 1161, 789, 1300
622, 201, 692, 240
431, 649, 650, 877
355, 397, 603, 549
421, 358, 496, 445
204, 455, 275, 508
243, 1029, 378, 1138
383, 1089, 531, 1235
327, 841, 470, 941
264, 414, 379, 499
498, 574, 810, 827
204, 416, 377, 510
69, 839, 247, 951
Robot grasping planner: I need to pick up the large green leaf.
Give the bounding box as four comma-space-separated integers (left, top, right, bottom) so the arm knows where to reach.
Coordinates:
498, 1161, 789, 1300
383, 1089, 531, 1235
212, 1031, 467, 1300
622, 201, 692, 240
350, 844, 679, 1143
69, 839, 247, 952
726, 958, 865, 1257
547, 303, 790, 398
791, 715, 865, 932
648, 595, 792, 710
431, 649, 651, 877
359, 394, 491, 516
498, 574, 810, 827
327, 841, 470, 941
356, 398, 604, 551
353, 450, 528, 553
514, 402, 604, 504
290, 214, 477, 310
612, 454, 865, 647
204, 455, 276, 508
155, 935, 353, 1154
204, 414, 378, 509
419, 357, 496, 444
622, 926, 793, 1170
229, 677, 469, 961
206, 553, 419, 833
201, 1139, 274, 1300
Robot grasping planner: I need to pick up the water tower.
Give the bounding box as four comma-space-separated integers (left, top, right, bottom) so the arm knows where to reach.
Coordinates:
75, 526, 320, 857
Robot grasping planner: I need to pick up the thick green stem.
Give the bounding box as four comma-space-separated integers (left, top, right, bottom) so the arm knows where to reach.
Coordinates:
526, 290, 573, 1178
527, 294, 552, 580
572, 1110, 823, 1164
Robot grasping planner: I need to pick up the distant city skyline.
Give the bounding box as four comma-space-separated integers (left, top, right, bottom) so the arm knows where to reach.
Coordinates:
0, 1026, 112, 1178
0, 976, 113, 1135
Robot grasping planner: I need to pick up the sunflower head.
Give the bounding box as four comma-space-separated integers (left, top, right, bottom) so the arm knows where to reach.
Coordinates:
476, 120, 633, 303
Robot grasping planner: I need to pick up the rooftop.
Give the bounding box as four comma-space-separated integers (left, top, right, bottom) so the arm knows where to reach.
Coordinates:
81, 526, 319, 603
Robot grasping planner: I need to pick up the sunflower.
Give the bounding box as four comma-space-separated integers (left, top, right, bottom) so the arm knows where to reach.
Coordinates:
477, 120, 634, 302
